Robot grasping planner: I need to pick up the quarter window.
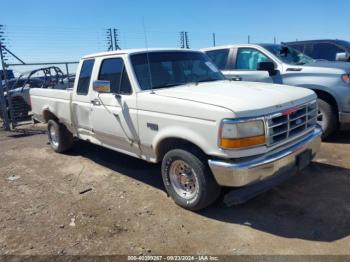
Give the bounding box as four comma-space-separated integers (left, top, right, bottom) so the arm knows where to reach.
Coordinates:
236, 48, 271, 70
205, 49, 230, 70
98, 58, 132, 94
77, 59, 95, 95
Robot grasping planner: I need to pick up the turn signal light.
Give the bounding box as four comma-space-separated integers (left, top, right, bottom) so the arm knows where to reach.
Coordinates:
220, 135, 266, 149
342, 74, 350, 83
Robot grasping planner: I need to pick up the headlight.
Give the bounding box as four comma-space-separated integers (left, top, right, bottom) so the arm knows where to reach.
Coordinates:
219, 120, 265, 149
341, 74, 350, 83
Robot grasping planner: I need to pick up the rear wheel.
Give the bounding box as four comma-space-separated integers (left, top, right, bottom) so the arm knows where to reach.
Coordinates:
161, 148, 221, 211
47, 119, 73, 153
317, 98, 338, 140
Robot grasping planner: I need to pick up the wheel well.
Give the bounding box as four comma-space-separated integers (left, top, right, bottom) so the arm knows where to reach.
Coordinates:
313, 89, 338, 112
42, 110, 58, 123
156, 137, 206, 162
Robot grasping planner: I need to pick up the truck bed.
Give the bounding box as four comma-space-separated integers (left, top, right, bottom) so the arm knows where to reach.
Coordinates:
30, 88, 72, 125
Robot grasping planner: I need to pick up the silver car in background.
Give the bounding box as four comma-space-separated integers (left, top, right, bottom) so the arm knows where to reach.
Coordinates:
202, 44, 350, 139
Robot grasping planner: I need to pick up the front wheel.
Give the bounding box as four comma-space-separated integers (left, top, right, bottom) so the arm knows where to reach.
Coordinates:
317, 98, 338, 140
161, 148, 221, 211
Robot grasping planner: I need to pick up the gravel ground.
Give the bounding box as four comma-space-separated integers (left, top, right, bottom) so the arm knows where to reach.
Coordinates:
0, 124, 349, 255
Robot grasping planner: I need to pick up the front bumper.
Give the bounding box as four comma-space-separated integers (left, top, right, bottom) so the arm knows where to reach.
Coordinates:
339, 112, 350, 123
208, 127, 322, 187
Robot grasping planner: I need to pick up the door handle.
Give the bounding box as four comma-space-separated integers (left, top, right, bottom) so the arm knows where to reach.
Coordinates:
231, 75, 242, 81
90, 99, 101, 106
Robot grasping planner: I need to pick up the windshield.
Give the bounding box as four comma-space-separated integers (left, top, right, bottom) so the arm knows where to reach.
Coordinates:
130, 51, 225, 90
261, 44, 315, 65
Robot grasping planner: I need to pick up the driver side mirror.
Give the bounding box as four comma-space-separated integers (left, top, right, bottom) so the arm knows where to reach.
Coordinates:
93, 80, 111, 93
257, 61, 277, 76
336, 52, 350, 62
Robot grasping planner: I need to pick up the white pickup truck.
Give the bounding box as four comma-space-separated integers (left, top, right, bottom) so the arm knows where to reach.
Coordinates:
30, 49, 322, 210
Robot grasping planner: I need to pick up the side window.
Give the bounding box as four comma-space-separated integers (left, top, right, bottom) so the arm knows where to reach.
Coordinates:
311, 43, 344, 61
235, 48, 271, 70
205, 49, 229, 70
77, 59, 95, 95
98, 58, 132, 95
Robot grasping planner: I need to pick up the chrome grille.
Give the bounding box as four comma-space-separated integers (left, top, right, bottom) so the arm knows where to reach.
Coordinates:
267, 101, 317, 146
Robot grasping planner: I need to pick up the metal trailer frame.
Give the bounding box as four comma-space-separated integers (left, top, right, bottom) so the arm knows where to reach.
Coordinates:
0, 59, 78, 130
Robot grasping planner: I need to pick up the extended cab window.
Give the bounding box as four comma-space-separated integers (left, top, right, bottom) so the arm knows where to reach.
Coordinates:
205, 49, 229, 70
98, 58, 132, 94
236, 48, 270, 70
77, 59, 95, 95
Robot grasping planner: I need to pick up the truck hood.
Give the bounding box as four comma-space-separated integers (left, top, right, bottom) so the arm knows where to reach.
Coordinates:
303, 61, 350, 72
153, 80, 316, 117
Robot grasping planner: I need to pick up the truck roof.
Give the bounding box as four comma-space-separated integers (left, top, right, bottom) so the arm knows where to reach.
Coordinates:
82, 48, 200, 59
201, 44, 264, 51
285, 39, 343, 44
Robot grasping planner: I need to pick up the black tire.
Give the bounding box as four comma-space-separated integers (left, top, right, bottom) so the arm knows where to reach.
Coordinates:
317, 98, 338, 140
47, 119, 73, 153
161, 148, 221, 211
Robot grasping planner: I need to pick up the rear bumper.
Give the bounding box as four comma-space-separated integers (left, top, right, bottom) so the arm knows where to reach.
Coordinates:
208, 127, 322, 187
339, 112, 350, 123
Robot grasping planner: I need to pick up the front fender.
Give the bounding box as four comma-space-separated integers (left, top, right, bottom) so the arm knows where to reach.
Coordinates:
294, 84, 341, 109
152, 125, 216, 159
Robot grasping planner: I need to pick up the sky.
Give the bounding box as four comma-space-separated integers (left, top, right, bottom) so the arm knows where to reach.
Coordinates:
1, 0, 350, 73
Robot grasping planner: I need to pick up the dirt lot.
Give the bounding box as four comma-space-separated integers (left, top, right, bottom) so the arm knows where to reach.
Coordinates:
0, 124, 350, 256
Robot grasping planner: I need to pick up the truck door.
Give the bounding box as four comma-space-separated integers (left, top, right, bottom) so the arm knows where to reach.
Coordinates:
225, 48, 274, 83
90, 57, 140, 156
71, 59, 95, 136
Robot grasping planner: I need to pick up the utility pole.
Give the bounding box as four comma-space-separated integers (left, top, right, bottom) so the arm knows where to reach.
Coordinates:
113, 29, 121, 50
248, 35, 250, 44
0, 24, 10, 131
212, 33, 216, 47
274, 36, 276, 44
106, 28, 113, 51
179, 31, 190, 49
0, 73, 9, 131
185, 32, 190, 49
180, 32, 184, 48
106, 28, 121, 51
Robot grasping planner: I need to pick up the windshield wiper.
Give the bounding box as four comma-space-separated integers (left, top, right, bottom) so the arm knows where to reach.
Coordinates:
151, 79, 219, 89
196, 78, 219, 83
151, 83, 184, 89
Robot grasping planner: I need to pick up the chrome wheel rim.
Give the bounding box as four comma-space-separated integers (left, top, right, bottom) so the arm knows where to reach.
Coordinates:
317, 109, 326, 130
169, 160, 198, 199
49, 125, 59, 147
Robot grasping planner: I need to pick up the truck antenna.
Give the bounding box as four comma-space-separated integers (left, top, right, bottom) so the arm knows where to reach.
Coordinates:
142, 17, 154, 94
